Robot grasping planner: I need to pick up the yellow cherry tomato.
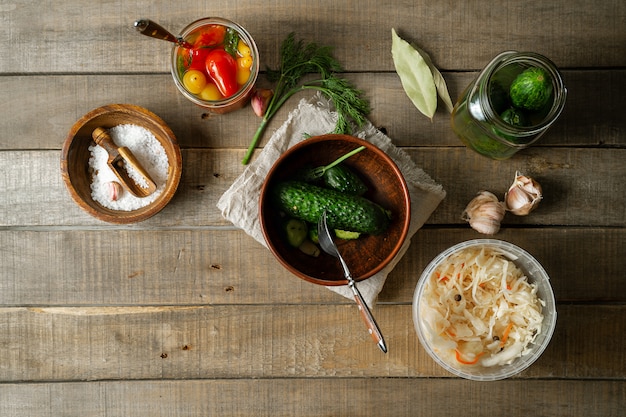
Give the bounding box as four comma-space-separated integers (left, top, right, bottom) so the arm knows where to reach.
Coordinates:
237, 56, 253, 70
182, 70, 207, 94
200, 83, 223, 101
237, 40, 251, 57
236, 68, 251, 85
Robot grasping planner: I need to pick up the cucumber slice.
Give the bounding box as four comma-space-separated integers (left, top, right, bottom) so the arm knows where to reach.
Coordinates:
284, 218, 308, 247
334, 229, 361, 240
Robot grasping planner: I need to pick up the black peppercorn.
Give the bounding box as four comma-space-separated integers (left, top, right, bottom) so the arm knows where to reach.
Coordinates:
454, 294, 462, 302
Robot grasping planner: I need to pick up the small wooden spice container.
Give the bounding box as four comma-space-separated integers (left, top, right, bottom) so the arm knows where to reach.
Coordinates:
61, 104, 183, 224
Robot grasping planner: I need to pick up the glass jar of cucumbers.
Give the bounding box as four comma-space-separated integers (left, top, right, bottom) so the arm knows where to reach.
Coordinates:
451, 51, 567, 160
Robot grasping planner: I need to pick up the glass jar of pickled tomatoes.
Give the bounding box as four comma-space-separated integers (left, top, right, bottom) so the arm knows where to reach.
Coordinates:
171, 17, 259, 114
451, 51, 567, 160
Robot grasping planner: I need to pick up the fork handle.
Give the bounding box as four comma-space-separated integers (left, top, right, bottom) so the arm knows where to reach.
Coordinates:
350, 282, 388, 353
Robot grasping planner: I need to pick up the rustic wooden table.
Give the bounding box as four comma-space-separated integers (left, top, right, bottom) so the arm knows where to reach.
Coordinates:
1, 1, 624, 415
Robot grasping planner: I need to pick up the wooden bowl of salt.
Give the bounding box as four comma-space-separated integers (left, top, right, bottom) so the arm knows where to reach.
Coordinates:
61, 104, 182, 224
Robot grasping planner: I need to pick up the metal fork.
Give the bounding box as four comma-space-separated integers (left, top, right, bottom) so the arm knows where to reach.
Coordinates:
317, 211, 387, 353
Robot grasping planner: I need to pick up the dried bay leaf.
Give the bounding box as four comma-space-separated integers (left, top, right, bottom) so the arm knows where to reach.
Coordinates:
391, 29, 454, 118
416, 45, 454, 114
391, 28, 437, 120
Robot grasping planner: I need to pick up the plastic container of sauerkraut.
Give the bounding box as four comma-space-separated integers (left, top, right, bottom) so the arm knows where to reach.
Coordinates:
412, 239, 557, 381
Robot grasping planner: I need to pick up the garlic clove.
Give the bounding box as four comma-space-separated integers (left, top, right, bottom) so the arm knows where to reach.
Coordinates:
250, 88, 273, 117
107, 181, 123, 201
462, 191, 506, 235
505, 171, 542, 216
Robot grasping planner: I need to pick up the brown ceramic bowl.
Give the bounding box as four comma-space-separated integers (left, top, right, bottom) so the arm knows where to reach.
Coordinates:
61, 104, 182, 224
259, 134, 411, 286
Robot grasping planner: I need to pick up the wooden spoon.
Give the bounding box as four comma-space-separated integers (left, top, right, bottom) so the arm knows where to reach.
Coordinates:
92, 127, 157, 198
133, 19, 192, 49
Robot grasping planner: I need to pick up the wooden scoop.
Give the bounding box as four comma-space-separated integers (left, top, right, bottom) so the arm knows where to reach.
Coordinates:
91, 127, 157, 197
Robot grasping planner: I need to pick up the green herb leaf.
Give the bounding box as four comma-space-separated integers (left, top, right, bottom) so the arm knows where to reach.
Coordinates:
242, 33, 370, 165
391, 28, 437, 120
224, 28, 240, 57
305, 75, 370, 134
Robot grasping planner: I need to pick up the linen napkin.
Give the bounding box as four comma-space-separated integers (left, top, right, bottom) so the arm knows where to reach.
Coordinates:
217, 93, 446, 307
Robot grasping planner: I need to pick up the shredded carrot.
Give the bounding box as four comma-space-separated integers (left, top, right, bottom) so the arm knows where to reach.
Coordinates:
455, 349, 484, 365
500, 322, 514, 347
446, 329, 456, 338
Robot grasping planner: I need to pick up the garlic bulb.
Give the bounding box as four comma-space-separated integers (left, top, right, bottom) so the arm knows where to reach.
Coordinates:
505, 171, 542, 216
462, 191, 506, 235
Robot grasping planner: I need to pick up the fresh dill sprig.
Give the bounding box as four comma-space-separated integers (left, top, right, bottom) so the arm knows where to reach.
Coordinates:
303, 76, 370, 134
242, 33, 370, 165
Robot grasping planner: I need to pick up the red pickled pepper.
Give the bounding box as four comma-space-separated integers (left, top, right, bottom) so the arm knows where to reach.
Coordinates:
183, 25, 227, 72
194, 25, 226, 47
187, 48, 210, 72
205, 49, 239, 97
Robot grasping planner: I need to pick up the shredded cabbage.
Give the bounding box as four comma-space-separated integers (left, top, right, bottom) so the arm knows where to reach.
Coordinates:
420, 246, 544, 367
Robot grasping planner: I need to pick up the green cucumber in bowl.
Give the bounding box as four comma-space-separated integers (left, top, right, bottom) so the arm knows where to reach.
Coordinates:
272, 180, 391, 235
322, 164, 368, 196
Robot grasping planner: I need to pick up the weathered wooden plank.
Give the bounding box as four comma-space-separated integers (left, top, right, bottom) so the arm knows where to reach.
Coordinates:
1, 1, 622, 415
388, 227, 626, 303
1, 147, 624, 227
0, 228, 623, 306
0, 71, 623, 150
0, 228, 332, 306
1, 0, 624, 74
0, 304, 623, 381
0, 378, 624, 417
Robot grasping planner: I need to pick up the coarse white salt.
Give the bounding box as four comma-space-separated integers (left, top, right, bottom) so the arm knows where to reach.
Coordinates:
88, 124, 169, 211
